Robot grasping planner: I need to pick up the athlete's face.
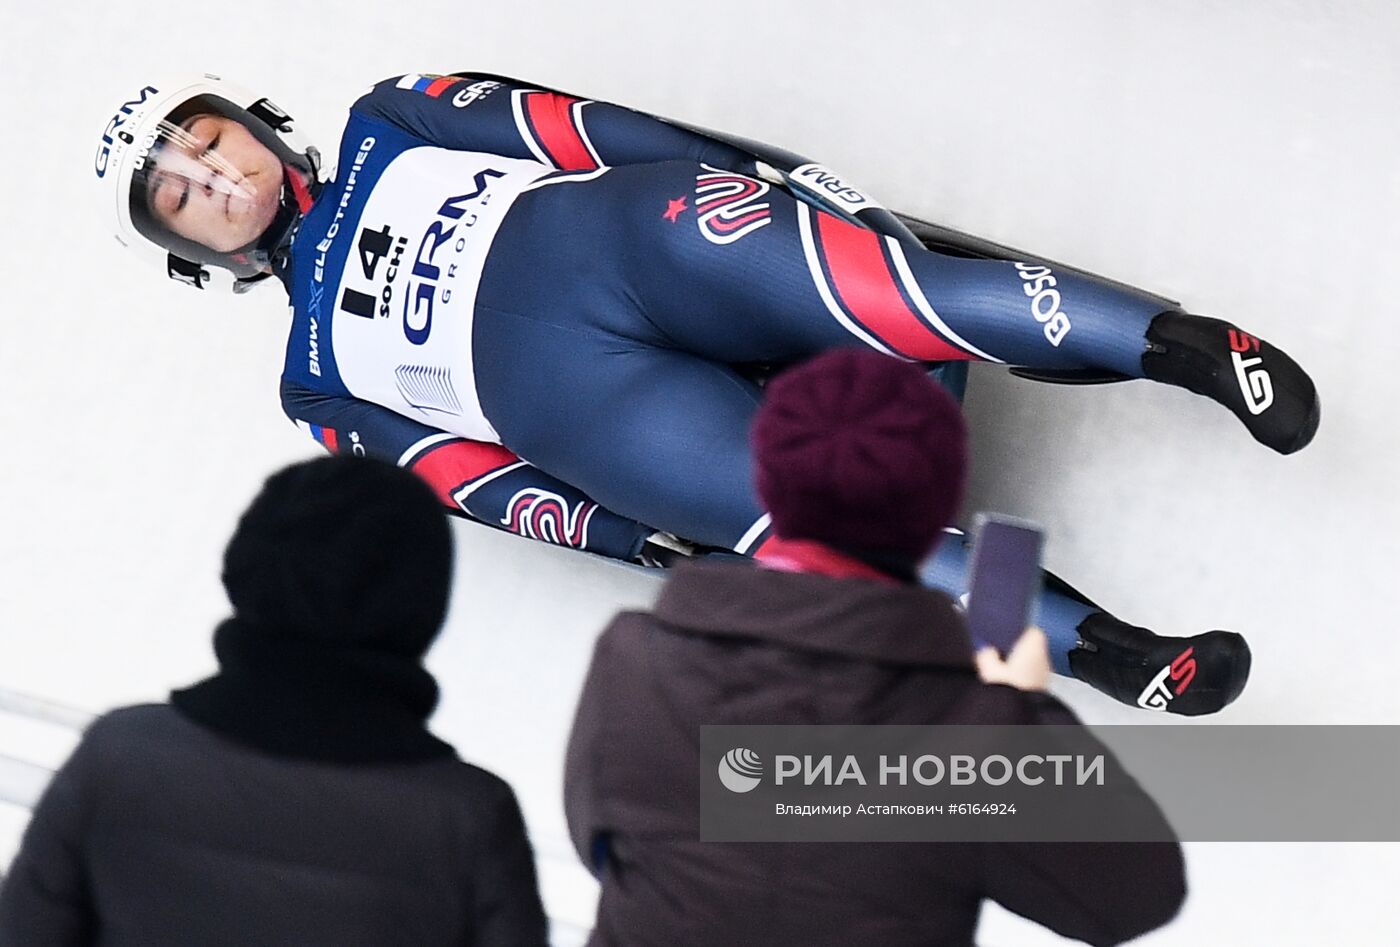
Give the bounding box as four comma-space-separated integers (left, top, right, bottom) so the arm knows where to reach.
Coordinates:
145, 114, 284, 253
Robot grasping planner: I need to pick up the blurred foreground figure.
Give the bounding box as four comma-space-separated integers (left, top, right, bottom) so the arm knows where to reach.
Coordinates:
0, 456, 547, 947
565, 350, 1185, 946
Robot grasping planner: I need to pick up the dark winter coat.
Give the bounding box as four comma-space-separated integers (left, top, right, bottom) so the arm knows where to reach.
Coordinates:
0, 704, 548, 947
565, 559, 1186, 946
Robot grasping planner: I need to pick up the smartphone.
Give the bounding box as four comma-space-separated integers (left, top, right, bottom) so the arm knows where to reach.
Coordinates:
965, 514, 1044, 655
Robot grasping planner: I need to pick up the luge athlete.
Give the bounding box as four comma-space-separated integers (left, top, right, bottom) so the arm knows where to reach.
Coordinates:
93, 72, 1320, 714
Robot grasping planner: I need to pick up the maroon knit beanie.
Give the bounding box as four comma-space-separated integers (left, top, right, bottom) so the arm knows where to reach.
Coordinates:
752, 348, 968, 562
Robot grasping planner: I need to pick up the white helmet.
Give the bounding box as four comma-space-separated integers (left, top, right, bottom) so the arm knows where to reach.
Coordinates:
95, 73, 323, 293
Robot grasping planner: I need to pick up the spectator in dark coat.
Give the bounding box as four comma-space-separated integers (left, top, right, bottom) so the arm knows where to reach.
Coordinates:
0, 456, 549, 947
565, 348, 1186, 947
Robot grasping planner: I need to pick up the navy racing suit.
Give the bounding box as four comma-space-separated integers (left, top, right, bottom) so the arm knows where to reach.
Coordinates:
280, 72, 1175, 670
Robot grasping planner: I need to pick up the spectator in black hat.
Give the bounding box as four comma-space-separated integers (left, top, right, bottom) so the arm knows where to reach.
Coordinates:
0, 455, 548, 947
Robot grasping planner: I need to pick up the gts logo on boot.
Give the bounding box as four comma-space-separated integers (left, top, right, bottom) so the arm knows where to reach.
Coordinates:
1137, 646, 1198, 711
1229, 328, 1274, 415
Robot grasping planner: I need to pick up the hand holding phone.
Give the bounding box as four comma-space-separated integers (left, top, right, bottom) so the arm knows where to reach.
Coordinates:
975, 627, 1052, 692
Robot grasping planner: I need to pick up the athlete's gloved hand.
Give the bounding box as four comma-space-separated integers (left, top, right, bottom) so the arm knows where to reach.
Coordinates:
638, 531, 697, 569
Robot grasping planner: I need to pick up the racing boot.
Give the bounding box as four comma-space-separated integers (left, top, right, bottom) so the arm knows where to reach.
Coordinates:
1067, 612, 1252, 716
1141, 312, 1319, 454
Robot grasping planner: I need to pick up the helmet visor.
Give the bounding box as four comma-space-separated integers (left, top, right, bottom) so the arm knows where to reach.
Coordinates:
126, 92, 316, 281
133, 110, 287, 256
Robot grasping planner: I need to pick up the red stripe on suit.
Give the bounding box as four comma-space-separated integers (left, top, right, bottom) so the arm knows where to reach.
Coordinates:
524, 92, 598, 171
816, 213, 969, 361
411, 440, 520, 507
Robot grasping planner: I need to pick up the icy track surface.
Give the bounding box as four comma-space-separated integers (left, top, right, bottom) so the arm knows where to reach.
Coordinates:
3, 2, 1399, 943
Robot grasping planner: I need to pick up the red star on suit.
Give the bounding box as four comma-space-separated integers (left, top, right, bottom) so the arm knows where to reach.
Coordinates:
662, 196, 688, 222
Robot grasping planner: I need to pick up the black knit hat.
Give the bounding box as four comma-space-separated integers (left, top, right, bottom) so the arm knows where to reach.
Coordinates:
221, 455, 453, 656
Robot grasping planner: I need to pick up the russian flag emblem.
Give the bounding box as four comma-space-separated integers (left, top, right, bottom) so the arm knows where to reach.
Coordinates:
395, 73, 465, 98
295, 419, 339, 452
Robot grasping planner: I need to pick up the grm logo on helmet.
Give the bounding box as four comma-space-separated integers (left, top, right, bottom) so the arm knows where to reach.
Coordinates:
95, 86, 159, 178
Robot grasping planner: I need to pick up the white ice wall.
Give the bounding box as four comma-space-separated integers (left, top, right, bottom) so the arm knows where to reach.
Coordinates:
2, 1, 1397, 942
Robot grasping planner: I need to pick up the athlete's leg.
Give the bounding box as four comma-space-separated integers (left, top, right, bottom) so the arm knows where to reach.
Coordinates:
920, 531, 1092, 674
921, 534, 1251, 716
583, 161, 1317, 453
590, 161, 1159, 370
